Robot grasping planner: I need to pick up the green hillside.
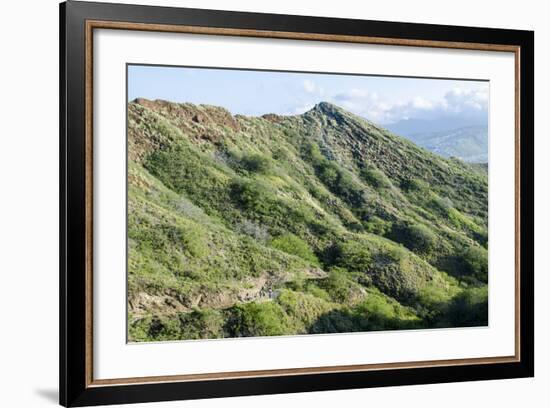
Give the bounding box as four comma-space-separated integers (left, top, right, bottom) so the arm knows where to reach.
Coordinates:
127, 98, 488, 342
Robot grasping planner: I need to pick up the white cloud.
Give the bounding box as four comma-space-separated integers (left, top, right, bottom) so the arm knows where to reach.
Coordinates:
303, 80, 316, 93
443, 88, 488, 113
302, 80, 324, 96
411, 97, 434, 110
327, 86, 488, 124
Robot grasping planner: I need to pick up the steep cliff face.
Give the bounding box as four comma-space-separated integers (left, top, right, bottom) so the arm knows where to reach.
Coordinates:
127, 99, 488, 342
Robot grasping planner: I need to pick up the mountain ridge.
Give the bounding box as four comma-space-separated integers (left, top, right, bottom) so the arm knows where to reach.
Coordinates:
127, 98, 488, 341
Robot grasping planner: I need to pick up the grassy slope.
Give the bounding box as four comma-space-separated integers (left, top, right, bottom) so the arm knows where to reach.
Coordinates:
127, 99, 488, 342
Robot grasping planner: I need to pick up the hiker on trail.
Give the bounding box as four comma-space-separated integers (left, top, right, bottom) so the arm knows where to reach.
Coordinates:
268, 287, 273, 299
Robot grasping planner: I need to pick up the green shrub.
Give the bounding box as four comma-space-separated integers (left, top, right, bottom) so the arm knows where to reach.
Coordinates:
128, 316, 153, 342
225, 302, 291, 337
321, 267, 354, 303
354, 291, 420, 330
368, 261, 413, 302
302, 141, 325, 164
400, 178, 428, 192
276, 289, 334, 330
129, 310, 226, 341
447, 208, 488, 247
318, 161, 340, 187
361, 165, 391, 189
414, 276, 461, 323
308, 308, 357, 334
146, 316, 181, 341
304, 284, 331, 302
364, 216, 392, 235
438, 245, 488, 284
325, 240, 372, 272
240, 153, 272, 174
178, 309, 225, 339
363, 242, 439, 304
270, 233, 319, 264
388, 222, 437, 255
309, 291, 420, 334
428, 194, 454, 215
230, 179, 268, 212
335, 171, 365, 206
460, 245, 488, 283
442, 286, 488, 327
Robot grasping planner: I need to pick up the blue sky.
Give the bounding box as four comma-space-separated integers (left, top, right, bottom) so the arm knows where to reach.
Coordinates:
128, 65, 488, 126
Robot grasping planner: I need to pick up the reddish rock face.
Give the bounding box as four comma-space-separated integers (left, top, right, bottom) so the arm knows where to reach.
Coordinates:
133, 97, 241, 132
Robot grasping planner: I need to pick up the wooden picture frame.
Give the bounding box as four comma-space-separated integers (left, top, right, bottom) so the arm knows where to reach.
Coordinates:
60, 1, 534, 406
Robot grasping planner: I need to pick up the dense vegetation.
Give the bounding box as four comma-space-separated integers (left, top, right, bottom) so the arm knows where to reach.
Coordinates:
127, 98, 488, 342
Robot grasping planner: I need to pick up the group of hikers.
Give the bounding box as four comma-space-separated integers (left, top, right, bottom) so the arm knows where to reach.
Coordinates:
259, 286, 274, 299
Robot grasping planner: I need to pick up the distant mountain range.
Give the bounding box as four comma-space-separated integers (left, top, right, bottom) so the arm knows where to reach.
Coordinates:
405, 126, 488, 163
386, 119, 488, 163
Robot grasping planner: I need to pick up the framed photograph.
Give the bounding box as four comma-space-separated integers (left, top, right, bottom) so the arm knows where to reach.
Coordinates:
60, 1, 534, 406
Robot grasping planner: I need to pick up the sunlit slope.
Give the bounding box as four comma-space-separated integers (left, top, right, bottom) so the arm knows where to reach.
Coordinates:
127, 99, 488, 341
